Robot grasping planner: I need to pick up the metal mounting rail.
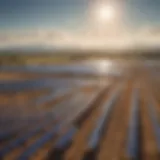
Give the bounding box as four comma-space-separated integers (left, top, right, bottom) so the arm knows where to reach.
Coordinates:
83, 84, 123, 159
127, 89, 139, 160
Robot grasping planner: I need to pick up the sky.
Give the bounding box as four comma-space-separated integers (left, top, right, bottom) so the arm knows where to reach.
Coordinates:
0, 0, 160, 50
0, 0, 89, 30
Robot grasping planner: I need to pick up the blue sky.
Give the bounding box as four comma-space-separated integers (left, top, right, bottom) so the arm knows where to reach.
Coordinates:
0, 0, 88, 30
125, 0, 160, 28
0, 0, 159, 30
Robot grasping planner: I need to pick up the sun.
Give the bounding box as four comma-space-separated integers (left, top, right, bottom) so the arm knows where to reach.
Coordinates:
95, 4, 115, 23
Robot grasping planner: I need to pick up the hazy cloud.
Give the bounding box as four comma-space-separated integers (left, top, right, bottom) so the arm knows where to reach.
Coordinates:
0, 26, 160, 50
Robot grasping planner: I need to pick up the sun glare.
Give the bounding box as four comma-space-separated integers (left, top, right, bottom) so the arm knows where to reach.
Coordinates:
95, 4, 115, 23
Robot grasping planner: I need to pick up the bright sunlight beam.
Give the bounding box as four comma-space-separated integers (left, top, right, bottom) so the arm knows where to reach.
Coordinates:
95, 4, 116, 23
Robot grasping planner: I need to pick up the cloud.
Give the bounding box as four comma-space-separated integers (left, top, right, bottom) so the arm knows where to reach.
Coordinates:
137, 25, 160, 36
0, 26, 160, 50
